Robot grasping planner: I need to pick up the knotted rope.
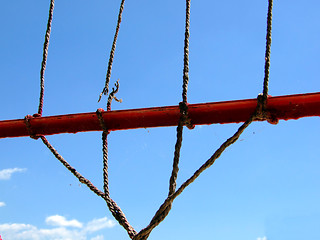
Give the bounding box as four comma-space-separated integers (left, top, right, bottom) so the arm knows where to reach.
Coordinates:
25, 0, 275, 239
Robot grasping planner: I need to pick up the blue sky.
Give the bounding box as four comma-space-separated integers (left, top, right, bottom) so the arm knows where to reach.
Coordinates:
1, 0, 320, 239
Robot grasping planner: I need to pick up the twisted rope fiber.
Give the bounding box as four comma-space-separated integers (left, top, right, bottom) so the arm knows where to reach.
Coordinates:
99, 0, 126, 102
262, 0, 273, 106
40, 136, 106, 198
96, 108, 137, 239
133, 114, 254, 240
182, 0, 191, 104
133, 1, 192, 239
133, 0, 274, 239
41, 133, 133, 236
32, 0, 274, 239
169, 0, 191, 202
24, 115, 40, 140
38, 0, 55, 116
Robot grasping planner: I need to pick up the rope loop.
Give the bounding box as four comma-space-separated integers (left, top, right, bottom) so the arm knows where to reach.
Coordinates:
254, 94, 278, 125
24, 115, 41, 140
179, 102, 195, 129
96, 108, 109, 134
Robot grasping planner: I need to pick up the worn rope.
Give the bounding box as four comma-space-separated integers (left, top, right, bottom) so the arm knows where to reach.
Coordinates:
40, 136, 106, 198
24, 115, 40, 140
168, 0, 192, 200
101, 129, 137, 238
98, 0, 126, 102
261, 0, 273, 107
32, 0, 274, 239
96, 82, 136, 239
133, 114, 255, 240
133, 1, 275, 239
37, 0, 55, 116
133, 1, 192, 240
182, 0, 191, 104
255, 0, 273, 121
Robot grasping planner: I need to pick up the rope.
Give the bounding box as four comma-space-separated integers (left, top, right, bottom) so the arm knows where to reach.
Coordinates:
133, 1, 192, 239
182, 0, 191, 104
37, 0, 55, 116
24, 115, 40, 140
28, 0, 275, 239
261, 0, 273, 107
96, 82, 136, 239
98, 0, 126, 103
133, 1, 275, 239
133, 114, 254, 240
41, 134, 137, 238
169, 0, 192, 199
40, 136, 106, 198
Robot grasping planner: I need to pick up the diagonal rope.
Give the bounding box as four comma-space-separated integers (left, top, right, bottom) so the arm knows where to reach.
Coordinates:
133, 114, 254, 240
41, 134, 137, 238
40, 136, 106, 198
37, 0, 55, 116
33, 1, 274, 240
133, 1, 274, 239
98, 0, 126, 103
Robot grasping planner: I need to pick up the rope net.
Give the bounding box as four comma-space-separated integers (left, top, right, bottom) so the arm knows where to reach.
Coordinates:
1, 0, 319, 239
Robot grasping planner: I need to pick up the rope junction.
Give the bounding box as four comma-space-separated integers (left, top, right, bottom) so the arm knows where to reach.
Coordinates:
2, 0, 319, 239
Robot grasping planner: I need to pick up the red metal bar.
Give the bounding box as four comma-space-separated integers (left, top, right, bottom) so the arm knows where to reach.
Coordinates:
0, 92, 319, 139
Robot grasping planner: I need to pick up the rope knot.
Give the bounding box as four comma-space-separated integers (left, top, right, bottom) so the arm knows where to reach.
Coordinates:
179, 102, 195, 129
255, 94, 278, 125
96, 108, 110, 134
24, 115, 41, 140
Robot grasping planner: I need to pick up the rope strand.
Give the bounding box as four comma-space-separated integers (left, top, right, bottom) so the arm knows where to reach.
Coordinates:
40, 136, 106, 198
38, 0, 55, 116
182, 0, 191, 104
99, 0, 126, 103
133, 1, 192, 239
262, 0, 273, 106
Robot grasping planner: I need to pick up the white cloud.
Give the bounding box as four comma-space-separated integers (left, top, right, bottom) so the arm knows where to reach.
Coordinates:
90, 235, 104, 240
46, 215, 83, 228
0, 215, 116, 240
0, 168, 27, 180
0, 201, 6, 207
257, 237, 267, 240
84, 217, 116, 232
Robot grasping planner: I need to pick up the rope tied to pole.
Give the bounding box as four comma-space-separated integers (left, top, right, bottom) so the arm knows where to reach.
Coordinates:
96, 81, 136, 238
24, 115, 41, 140
26, 0, 276, 239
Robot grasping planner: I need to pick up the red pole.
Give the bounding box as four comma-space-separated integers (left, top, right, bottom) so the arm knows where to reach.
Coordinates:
0, 92, 319, 139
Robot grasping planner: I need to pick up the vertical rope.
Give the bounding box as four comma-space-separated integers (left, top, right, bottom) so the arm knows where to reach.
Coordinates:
33, 0, 275, 239
38, 0, 55, 116
96, 81, 136, 239
133, 1, 192, 240
182, 0, 191, 104
262, 0, 273, 106
169, 0, 191, 199
101, 129, 137, 239
98, 0, 126, 103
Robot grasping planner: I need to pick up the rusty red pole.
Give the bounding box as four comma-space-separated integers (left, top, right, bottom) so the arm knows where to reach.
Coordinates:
0, 92, 319, 139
